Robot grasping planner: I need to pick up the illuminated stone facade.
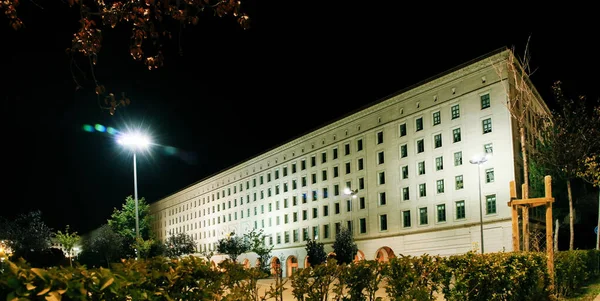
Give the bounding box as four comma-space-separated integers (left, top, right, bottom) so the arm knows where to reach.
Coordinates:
149, 48, 550, 277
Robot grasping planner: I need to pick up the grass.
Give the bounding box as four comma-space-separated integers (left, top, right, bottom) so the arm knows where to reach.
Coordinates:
561, 277, 600, 301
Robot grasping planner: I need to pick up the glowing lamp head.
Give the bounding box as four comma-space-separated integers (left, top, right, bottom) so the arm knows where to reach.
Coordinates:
117, 133, 151, 149
344, 187, 352, 195
469, 153, 492, 165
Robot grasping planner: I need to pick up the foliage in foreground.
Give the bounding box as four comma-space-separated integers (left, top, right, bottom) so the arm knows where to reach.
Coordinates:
1, 250, 598, 300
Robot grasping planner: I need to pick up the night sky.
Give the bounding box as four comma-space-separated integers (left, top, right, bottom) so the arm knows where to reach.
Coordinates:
1, 2, 598, 235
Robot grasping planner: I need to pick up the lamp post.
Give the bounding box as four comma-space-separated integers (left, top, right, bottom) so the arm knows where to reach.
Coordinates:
117, 132, 151, 240
469, 154, 489, 254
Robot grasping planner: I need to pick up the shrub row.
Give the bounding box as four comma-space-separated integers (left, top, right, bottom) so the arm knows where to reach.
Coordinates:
1, 250, 598, 300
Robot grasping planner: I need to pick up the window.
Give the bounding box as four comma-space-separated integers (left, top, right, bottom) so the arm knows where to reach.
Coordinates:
484, 143, 493, 154
303, 228, 309, 241
335, 203, 340, 214
358, 177, 364, 189
260, 176, 264, 185
333, 148, 338, 160
435, 156, 443, 171
346, 199, 352, 211
322, 169, 328, 181
453, 128, 461, 143
358, 158, 364, 170
293, 212, 298, 222
377, 131, 384, 144
312, 207, 318, 218
456, 201, 465, 219
434, 134, 442, 148
379, 192, 387, 205
268, 173, 272, 182
454, 151, 463, 166
419, 207, 428, 225
292, 163, 297, 173
344, 143, 351, 155
378, 171, 386, 184
302, 176, 307, 187
436, 179, 445, 193
357, 139, 364, 151
402, 166, 409, 179
345, 162, 351, 174
403, 210, 411, 227
432, 111, 441, 125
437, 204, 446, 222
293, 229, 299, 242
359, 218, 367, 234
400, 123, 407, 137
311, 156, 316, 167
301, 160, 306, 170
486, 194, 497, 214
416, 117, 423, 131
323, 187, 328, 198
334, 184, 340, 195
323, 205, 329, 216
302, 210, 308, 220
451, 104, 460, 119
333, 166, 339, 177
377, 151, 385, 164
359, 197, 365, 209
400, 144, 408, 158
482, 118, 492, 134
486, 168, 495, 183
322, 152, 327, 163
312, 190, 318, 201
347, 221, 353, 234
417, 139, 425, 153
455, 175, 464, 190
283, 166, 288, 176
419, 183, 426, 197
402, 187, 409, 201
302, 193, 307, 203
481, 93, 490, 109
418, 161, 425, 175
323, 224, 330, 239
380, 214, 388, 231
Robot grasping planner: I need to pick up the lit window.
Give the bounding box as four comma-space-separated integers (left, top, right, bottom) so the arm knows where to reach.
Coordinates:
437, 204, 446, 222
433, 111, 441, 125
455, 175, 464, 190
486, 194, 497, 214
483, 118, 492, 134
453, 128, 461, 143
481, 94, 490, 109
451, 104, 460, 119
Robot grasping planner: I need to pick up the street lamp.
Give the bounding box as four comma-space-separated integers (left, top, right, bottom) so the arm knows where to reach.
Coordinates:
344, 187, 358, 198
469, 154, 490, 254
117, 132, 151, 240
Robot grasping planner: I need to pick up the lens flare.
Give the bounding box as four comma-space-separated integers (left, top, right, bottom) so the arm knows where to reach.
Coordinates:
82, 124, 94, 132
94, 124, 106, 132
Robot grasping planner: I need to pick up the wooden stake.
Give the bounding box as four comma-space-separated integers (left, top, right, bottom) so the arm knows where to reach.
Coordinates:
509, 181, 520, 251
545, 175, 554, 289
522, 183, 530, 251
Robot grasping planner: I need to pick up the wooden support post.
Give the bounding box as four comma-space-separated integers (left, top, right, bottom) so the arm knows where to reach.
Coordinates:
522, 183, 530, 252
545, 175, 554, 288
509, 181, 520, 251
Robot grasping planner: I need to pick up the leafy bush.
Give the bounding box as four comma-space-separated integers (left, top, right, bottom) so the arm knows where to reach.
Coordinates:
555, 249, 600, 297
384, 254, 443, 301
441, 252, 550, 301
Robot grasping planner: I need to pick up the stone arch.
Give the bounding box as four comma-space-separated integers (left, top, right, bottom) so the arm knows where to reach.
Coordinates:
304, 256, 310, 268
375, 246, 395, 262
242, 258, 250, 269
286, 255, 298, 277
354, 250, 365, 262
271, 256, 281, 277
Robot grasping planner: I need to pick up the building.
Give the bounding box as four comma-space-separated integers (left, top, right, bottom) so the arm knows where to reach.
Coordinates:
149, 48, 550, 277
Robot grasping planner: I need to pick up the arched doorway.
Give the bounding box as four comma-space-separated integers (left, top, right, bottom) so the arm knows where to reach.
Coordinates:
354, 250, 365, 262
242, 258, 250, 269
271, 257, 281, 277
304, 256, 310, 268
286, 255, 298, 277
255, 258, 261, 269
375, 246, 395, 262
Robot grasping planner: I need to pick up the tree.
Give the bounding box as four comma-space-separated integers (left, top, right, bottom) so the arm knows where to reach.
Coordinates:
305, 239, 327, 266
1, 211, 53, 261
108, 195, 153, 241
536, 82, 600, 250
53, 225, 81, 267
1, 0, 250, 114
244, 229, 273, 274
216, 233, 249, 262
332, 227, 358, 265
165, 232, 196, 258
85, 223, 125, 267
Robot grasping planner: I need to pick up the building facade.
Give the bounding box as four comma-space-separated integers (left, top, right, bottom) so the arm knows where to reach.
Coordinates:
149, 48, 549, 277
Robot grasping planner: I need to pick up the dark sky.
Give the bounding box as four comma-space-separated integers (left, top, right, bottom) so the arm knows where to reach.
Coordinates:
1, 1, 598, 234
